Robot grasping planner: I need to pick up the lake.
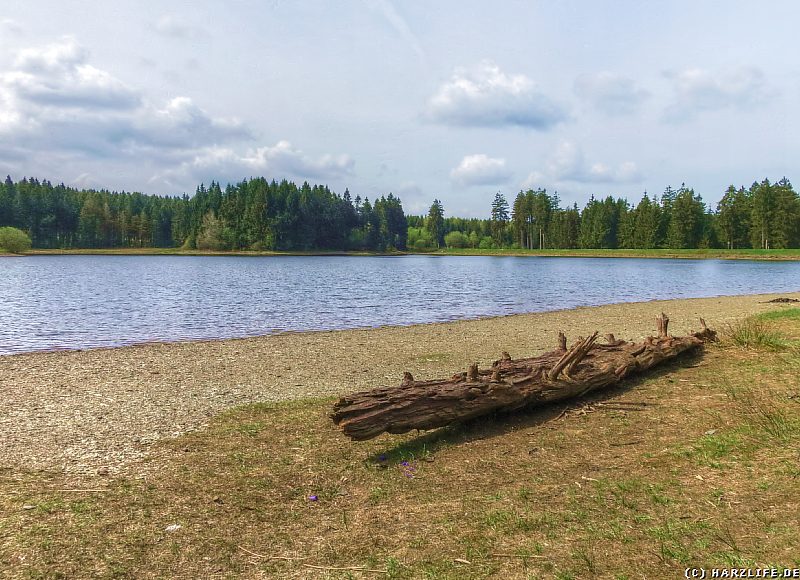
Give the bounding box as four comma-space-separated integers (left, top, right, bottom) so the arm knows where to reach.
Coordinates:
1, 255, 798, 355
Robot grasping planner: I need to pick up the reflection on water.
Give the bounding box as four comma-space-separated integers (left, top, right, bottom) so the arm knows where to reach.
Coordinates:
1, 255, 798, 355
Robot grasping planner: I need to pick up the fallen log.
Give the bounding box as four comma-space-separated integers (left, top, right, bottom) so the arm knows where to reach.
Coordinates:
331, 314, 717, 441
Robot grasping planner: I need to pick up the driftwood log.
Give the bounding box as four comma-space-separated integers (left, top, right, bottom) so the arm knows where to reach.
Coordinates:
331, 314, 717, 441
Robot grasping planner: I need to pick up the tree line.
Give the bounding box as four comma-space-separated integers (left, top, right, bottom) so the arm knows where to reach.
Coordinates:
1, 175, 798, 252
0, 176, 407, 251
412, 178, 800, 250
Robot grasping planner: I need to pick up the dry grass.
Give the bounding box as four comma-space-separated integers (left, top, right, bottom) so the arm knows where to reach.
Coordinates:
2, 313, 800, 578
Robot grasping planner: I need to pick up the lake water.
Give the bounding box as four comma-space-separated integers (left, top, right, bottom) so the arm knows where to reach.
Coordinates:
1, 255, 798, 355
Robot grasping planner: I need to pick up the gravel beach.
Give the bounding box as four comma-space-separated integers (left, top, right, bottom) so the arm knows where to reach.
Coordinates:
1, 292, 798, 476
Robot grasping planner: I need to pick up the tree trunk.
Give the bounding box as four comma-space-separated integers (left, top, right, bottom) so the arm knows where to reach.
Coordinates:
331, 315, 716, 441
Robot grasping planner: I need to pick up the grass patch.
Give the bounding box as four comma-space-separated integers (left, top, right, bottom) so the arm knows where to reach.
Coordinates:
2, 313, 800, 578
433, 247, 800, 261
674, 429, 752, 468
722, 316, 792, 350
732, 386, 800, 442
757, 307, 800, 322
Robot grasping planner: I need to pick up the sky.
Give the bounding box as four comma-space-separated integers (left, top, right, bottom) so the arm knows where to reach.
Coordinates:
0, 1, 798, 217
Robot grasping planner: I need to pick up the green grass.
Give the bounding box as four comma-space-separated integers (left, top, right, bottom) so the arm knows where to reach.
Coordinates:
723, 308, 800, 351
26, 247, 397, 257
723, 317, 790, 350
757, 307, 800, 322
433, 247, 800, 261
18, 246, 800, 260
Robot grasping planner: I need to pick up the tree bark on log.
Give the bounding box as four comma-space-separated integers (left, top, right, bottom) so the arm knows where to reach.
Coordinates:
331, 315, 717, 441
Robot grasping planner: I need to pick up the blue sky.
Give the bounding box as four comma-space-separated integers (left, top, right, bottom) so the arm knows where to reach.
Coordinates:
1, 1, 797, 216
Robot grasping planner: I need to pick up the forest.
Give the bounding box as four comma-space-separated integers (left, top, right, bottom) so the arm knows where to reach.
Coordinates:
409, 178, 800, 251
0, 177, 407, 252
0, 175, 798, 252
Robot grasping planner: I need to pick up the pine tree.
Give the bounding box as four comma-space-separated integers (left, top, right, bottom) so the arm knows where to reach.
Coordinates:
426, 199, 444, 248
490, 192, 509, 246
530, 190, 553, 249
770, 178, 800, 248
630, 193, 661, 249
511, 192, 528, 248
716, 186, 750, 249
749, 179, 775, 249
666, 185, 705, 249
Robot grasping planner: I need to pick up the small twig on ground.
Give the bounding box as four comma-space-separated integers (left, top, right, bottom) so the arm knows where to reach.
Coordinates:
551, 405, 571, 422
301, 564, 387, 573
55, 489, 110, 493
490, 553, 545, 559
237, 546, 306, 561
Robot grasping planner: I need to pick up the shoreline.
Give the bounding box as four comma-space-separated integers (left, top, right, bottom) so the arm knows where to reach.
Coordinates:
3, 289, 800, 359
6, 247, 800, 260
1, 291, 799, 476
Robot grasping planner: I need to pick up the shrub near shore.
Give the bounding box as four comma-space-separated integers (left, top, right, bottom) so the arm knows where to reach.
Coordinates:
0, 226, 32, 254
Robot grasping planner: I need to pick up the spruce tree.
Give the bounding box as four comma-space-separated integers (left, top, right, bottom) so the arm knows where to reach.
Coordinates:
426, 199, 444, 248
490, 192, 509, 246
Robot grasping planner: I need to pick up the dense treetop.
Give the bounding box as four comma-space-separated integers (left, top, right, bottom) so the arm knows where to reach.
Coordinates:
1, 175, 798, 251
0, 176, 407, 252
411, 178, 799, 251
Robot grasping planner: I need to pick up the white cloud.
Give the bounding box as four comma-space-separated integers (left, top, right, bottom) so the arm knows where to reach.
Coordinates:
6, 65, 140, 111
450, 154, 511, 186
0, 38, 248, 154
15, 37, 87, 71
0, 37, 354, 192
428, 60, 566, 129
242, 141, 354, 178
3, 37, 140, 113
574, 72, 649, 115
523, 140, 641, 187
153, 141, 355, 188
663, 66, 770, 122
134, 97, 250, 148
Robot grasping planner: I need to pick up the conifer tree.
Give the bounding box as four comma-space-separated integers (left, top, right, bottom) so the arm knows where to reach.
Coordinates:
426, 199, 444, 248
490, 192, 509, 246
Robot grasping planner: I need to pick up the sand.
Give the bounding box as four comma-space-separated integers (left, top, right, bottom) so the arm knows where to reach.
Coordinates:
1, 291, 798, 476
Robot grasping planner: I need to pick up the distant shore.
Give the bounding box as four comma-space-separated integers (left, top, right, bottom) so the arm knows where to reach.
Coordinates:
22, 248, 388, 257
2, 291, 799, 475
11, 247, 800, 260
434, 247, 800, 260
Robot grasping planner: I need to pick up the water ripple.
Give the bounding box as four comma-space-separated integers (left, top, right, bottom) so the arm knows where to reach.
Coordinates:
0, 255, 799, 355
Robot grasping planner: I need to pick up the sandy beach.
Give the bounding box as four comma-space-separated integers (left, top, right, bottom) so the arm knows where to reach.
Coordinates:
1, 291, 798, 476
